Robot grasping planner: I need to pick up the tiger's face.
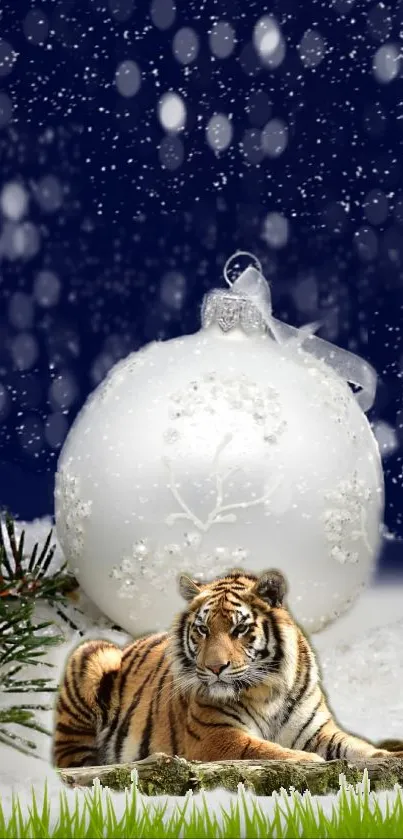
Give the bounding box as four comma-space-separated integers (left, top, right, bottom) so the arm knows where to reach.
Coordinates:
172, 569, 289, 700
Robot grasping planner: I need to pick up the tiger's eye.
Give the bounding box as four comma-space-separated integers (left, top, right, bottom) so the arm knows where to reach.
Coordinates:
196, 624, 209, 637
232, 623, 249, 638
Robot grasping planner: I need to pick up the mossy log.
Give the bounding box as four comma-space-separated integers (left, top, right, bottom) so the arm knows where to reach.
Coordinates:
58, 747, 403, 796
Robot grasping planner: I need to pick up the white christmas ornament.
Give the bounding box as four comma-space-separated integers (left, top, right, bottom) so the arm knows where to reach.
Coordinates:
55, 253, 384, 636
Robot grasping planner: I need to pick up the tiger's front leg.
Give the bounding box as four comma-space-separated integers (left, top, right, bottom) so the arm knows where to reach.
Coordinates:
309, 719, 403, 762
184, 725, 325, 763
184, 697, 325, 762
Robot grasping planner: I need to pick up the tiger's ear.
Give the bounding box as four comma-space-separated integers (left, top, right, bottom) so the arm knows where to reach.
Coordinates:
178, 574, 202, 602
252, 569, 287, 607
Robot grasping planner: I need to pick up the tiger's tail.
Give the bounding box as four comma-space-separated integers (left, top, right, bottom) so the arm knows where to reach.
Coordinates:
53, 639, 122, 769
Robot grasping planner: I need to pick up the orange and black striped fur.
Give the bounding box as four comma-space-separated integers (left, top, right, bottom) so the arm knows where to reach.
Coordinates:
53, 569, 403, 768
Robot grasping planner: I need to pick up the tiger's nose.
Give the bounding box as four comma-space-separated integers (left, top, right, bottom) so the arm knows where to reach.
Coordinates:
208, 661, 230, 675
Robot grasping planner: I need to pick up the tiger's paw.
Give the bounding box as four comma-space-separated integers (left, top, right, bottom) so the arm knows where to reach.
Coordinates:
289, 750, 325, 763
377, 739, 403, 753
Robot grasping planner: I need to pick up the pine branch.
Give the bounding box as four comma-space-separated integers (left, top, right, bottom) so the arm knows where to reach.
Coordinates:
0, 706, 51, 730
2, 681, 57, 694
0, 729, 44, 760
0, 510, 79, 755
0, 728, 37, 753
0, 512, 77, 603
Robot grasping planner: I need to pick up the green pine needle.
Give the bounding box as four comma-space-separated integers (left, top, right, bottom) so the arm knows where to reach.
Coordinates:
0, 510, 78, 755
0, 509, 77, 603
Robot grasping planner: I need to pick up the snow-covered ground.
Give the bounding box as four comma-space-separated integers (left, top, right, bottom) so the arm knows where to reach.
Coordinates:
1, 518, 403, 821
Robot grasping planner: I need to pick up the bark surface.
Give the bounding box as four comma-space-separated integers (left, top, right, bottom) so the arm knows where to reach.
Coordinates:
58, 746, 403, 796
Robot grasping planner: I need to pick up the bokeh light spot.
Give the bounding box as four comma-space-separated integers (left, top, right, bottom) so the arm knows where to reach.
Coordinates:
23, 9, 49, 45
34, 270, 61, 307
0, 182, 29, 221
150, 0, 176, 30
158, 92, 186, 133
172, 27, 199, 65
363, 188, 389, 225
373, 43, 400, 83
0, 92, 13, 128
158, 135, 184, 170
354, 226, 379, 261
240, 129, 265, 165
8, 291, 34, 329
160, 271, 187, 310
206, 114, 233, 152
33, 175, 63, 213
262, 212, 290, 248
115, 60, 141, 97
0, 39, 17, 77
11, 333, 39, 371
261, 118, 288, 158
298, 29, 326, 68
209, 21, 235, 59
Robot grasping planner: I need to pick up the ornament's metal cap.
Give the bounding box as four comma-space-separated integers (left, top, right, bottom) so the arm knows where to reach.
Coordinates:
201, 288, 268, 335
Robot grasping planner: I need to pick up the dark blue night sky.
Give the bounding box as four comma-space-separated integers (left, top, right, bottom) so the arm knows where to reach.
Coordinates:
0, 0, 403, 573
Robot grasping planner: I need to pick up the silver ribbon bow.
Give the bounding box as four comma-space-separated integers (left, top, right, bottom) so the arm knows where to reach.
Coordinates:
224, 252, 377, 413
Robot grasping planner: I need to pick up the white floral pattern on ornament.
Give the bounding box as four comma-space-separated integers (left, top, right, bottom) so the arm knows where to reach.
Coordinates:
163, 371, 287, 446
109, 535, 251, 604
321, 472, 372, 565
162, 375, 286, 532
163, 432, 283, 532
303, 354, 357, 442
54, 469, 92, 565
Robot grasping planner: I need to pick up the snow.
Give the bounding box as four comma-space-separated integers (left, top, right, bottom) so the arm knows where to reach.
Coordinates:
1, 518, 403, 821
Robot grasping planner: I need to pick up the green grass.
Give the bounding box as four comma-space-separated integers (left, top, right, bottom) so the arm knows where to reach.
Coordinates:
0, 770, 403, 838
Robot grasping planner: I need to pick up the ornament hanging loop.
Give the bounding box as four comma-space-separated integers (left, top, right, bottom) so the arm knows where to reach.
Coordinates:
223, 251, 263, 288
219, 251, 378, 413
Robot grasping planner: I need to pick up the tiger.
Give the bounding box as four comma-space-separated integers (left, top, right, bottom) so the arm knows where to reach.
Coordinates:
53, 568, 403, 769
